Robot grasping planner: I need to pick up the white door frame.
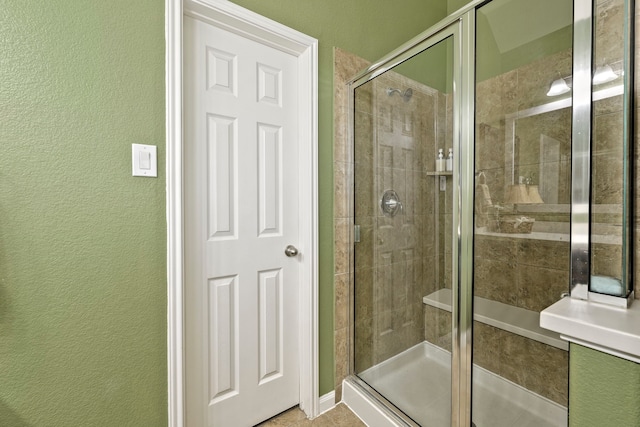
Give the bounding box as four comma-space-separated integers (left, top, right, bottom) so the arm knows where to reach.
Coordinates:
165, 1, 319, 425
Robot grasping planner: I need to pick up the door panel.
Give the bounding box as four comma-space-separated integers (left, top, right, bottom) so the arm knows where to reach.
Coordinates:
184, 15, 300, 427
353, 33, 457, 427
472, 0, 571, 425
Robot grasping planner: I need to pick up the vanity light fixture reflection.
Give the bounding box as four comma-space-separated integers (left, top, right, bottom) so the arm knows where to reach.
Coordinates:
546, 77, 571, 96
592, 64, 619, 85
547, 63, 620, 97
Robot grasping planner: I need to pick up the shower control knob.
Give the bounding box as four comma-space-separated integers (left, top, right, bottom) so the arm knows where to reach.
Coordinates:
380, 189, 403, 217
284, 245, 299, 257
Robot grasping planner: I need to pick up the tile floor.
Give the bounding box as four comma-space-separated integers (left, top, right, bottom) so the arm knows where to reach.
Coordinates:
257, 403, 366, 426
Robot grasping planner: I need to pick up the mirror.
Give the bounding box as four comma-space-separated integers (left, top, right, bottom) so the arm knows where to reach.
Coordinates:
505, 84, 623, 211
501, 0, 631, 299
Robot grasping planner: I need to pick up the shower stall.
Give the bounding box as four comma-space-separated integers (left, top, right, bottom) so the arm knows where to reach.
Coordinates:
343, 0, 634, 425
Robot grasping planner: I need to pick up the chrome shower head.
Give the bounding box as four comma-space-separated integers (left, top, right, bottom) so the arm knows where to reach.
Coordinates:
386, 87, 413, 102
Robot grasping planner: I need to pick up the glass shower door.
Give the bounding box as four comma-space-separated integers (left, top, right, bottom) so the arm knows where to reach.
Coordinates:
352, 27, 459, 426
472, 0, 572, 425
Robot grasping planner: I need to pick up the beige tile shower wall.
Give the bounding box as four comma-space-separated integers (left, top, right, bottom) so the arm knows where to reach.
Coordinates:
470, 234, 571, 405
334, 48, 370, 402
439, 92, 454, 293
474, 236, 570, 312
473, 44, 574, 408
423, 306, 452, 351
474, 322, 569, 405
368, 74, 436, 366
423, 90, 455, 353
334, 48, 444, 401
353, 78, 375, 376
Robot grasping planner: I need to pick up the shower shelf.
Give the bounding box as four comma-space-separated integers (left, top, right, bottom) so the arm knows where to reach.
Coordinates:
423, 288, 568, 351
426, 171, 452, 176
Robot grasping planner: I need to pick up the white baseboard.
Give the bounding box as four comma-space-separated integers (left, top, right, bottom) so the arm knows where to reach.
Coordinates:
318, 391, 336, 415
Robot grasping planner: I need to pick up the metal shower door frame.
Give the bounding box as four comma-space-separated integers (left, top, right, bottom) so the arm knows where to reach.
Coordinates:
571, 0, 635, 307
347, 6, 478, 426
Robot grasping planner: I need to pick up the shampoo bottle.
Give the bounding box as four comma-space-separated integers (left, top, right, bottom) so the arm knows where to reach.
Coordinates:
446, 148, 453, 171
436, 149, 446, 172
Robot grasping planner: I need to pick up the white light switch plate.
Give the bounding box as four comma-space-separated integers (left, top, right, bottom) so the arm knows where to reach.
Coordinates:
132, 144, 157, 177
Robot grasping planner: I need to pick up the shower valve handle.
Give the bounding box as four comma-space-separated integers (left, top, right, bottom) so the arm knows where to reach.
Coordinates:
381, 190, 403, 217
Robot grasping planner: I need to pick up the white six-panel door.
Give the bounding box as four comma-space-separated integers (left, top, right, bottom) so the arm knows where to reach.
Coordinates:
184, 15, 300, 427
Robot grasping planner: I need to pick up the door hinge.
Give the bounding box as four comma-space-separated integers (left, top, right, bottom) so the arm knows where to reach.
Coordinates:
354, 225, 361, 243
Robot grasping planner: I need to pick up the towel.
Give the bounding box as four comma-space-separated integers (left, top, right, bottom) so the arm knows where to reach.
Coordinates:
475, 183, 492, 226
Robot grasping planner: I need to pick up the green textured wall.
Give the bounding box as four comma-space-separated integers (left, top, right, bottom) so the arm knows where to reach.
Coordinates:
448, 0, 472, 14
229, 0, 447, 395
0, 1, 167, 426
570, 344, 640, 426
394, 39, 452, 94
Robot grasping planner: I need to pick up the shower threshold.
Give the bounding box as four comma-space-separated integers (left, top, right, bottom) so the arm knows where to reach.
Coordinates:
344, 341, 567, 427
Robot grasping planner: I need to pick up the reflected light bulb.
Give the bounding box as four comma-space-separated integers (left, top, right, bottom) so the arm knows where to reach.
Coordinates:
546, 78, 571, 97
593, 64, 618, 85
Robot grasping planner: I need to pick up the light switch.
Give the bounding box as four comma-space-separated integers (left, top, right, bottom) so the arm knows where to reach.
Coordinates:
132, 144, 157, 177
139, 151, 151, 170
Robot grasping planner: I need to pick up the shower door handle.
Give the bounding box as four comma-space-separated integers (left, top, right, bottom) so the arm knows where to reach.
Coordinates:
284, 245, 299, 257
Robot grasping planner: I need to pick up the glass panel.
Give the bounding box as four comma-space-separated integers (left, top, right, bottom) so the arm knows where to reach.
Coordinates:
589, 0, 630, 297
353, 36, 454, 426
473, 0, 571, 425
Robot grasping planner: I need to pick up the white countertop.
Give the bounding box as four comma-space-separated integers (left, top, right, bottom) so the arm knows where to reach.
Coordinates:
540, 297, 640, 363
